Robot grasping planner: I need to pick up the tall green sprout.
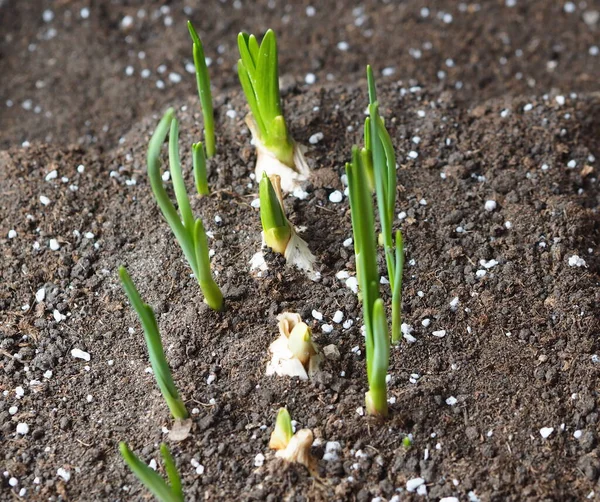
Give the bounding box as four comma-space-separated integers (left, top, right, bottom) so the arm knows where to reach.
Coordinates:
237, 29, 294, 168
345, 147, 390, 416
147, 108, 223, 311
120, 442, 184, 502
187, 21, 215, 160
365, 66, 404, 343
119, 267, 188, 420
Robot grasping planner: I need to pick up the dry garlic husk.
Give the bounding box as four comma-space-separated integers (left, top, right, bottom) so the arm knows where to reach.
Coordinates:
275, 429, 316, 471
266, 312, 322, 379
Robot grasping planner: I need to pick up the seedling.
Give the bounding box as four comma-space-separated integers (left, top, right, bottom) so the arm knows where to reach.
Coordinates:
365, 66, 404, 344
120, 442, 184, 502
187, 21, 215, 159
269, 408, 294, 450
257, 173, 316, 275
147, 108, 223, 311
345, 146, 390, 416
269, 407, 315, 471
119, 266, 188, 420
237, 29, 309, 192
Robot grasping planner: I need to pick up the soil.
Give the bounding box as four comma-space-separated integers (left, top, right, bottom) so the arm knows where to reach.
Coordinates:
1, 1, 600, 501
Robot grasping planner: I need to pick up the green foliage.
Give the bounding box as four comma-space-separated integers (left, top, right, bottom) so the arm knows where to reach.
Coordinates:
119, 266, 188, 420
345, 66, 407, 415
345, 146, 388, 416
237, 29, 294, 167
365, 66, 404, 343
120, 442, 184, 502
274, 408, 294, 445
187, 21, 215, 158
147, 108, 223, 311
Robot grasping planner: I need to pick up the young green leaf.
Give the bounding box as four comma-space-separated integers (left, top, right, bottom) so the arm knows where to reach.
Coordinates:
366, 298, 390, 416
119, 267, 188, 420
187, 21, 215, 157
120, 442, 184, 502
269, 408, 294, 450
192, 142, 209, 196
259, 173, 291, 255
193, 219, 223, 311
160, 444, 183, 500
391, 230, 404, 344
169, 119, 195, 234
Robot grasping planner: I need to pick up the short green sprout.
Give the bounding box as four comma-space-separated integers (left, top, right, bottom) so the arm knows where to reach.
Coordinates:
147, 108, 223, 311
259, 173, 291, 255
346, 146, 389, 417
119, 266, 188, 421
187, 21, 215, 158
120, 442, 184, 502
237, 29, 294, 168
402, 436, 412, 449
365, 66, 404, 344
269, 408, 294, 450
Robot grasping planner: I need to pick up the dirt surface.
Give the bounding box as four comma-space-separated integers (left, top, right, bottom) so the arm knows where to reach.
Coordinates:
1, 0, 600, 501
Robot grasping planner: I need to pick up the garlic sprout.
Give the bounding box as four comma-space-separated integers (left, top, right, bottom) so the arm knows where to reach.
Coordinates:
237, 29, 310, 192
269, 408, 316, 472
258, 173, 316, 276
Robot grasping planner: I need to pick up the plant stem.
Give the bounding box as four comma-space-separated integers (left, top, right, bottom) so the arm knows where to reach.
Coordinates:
188, 21, 215, 157
119, 267, 188, 420
391, 230, 404, 343
193, 219, 223, 311
192, 142, 209, 196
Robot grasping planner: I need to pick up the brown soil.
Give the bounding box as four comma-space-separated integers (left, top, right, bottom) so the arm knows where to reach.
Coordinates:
1, 1, 600, 501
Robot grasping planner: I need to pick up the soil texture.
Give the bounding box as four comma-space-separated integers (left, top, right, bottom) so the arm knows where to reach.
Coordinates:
1, 1, 600, 501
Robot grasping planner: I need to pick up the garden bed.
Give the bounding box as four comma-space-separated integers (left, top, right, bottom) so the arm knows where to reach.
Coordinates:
1, 1, 600, 501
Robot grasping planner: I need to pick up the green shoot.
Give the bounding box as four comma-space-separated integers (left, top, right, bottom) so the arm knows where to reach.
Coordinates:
147, 108, 223, 311
259, 173, 291, 255
402, 436, 412, 449
192, 142, 209, 196
345, 146, 389, 416
119, 442, 184, 502
237, 29, 295, 168
119, 266, 188, 420
269, 408, 294, 450
365, 65, 404, 343
187, 21, 215, 158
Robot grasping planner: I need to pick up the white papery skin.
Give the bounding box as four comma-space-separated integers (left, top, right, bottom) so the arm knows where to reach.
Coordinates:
266, 313, 322, 380
283, 228, 317, 278
246, 115, 310, 193
275, 429, 316, 471
249, 230, 318, 280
